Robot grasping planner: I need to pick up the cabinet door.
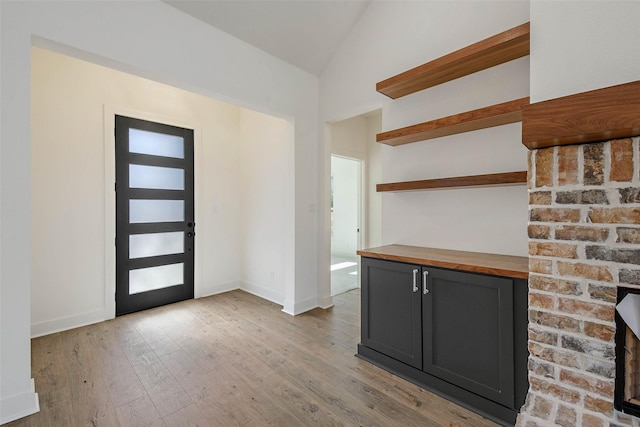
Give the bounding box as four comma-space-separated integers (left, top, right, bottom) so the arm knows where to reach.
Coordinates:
422, 267, 514, 407
361, 258, 422, 369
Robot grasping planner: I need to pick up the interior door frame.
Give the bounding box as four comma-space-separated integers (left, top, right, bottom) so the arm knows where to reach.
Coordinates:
103, 105, 202, 319
330, 154, 365, 294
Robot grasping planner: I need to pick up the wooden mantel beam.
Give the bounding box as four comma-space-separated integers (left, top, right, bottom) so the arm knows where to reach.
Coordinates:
522, 80, 640, 150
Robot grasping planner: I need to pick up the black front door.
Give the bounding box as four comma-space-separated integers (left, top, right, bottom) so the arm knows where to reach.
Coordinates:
115, 115, 195, 316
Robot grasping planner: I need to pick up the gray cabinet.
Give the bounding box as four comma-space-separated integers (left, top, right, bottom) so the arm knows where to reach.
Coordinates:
423, 267, 514, 407
361, 258, 422, 369
358, 256, 528, 426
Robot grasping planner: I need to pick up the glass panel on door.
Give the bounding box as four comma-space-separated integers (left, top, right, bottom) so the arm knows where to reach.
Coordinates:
129, 164, 184, 190
129, 128, 184, 158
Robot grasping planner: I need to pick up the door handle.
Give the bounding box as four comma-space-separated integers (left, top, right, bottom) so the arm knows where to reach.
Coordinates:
412, 269, 419, 293
423, 270, 429, 294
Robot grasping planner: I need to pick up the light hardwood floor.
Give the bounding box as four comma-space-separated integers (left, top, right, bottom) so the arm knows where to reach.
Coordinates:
7, 289, 498, 427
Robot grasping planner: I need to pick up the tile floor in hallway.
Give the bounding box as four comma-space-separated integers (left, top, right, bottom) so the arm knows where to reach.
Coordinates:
331, 254, 359, 296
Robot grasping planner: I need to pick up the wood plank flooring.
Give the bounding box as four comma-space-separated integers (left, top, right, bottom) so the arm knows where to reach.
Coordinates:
6, 289, 499, 427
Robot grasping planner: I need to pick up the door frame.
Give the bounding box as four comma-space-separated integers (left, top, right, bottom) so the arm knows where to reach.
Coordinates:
103, 105, 202, 319
330, 154, 365, 293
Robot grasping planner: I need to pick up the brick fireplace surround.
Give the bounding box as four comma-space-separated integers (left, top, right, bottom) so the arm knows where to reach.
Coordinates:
517, 136, 640, 427
515, 79, 640, 426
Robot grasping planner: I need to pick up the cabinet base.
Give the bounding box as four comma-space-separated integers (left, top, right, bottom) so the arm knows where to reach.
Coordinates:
357, 344, 519, 427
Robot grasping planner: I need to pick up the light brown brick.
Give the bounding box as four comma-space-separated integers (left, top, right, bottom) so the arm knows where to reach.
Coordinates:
529, 377, 581, 403
529, 191, 552, 205
536, 148, 554, 188
528, 342, 580, 369
555, 225, 609, 242
610, 138, 634, 182
559, 369, 614, 398
530, 208, 581, 223
557, 261, 613, 282
557, 145, 579, 186
528, 359, 555, 378
555, 404, 577, 427
529, 309, 581, 332
583, 321, 615, 342
530, 394, 554, 420
529, 241, 577, 258
522, 419, 543, 427
614, 412, 635, 426
528, 224, 551, 239
584, 394, 614, 415
529, 325, 558, 344
589, 207, 640, 225
529, 292, 555, 310
557, 298, 615, 322
581, 413, 605, 427
617, 227, 640, 244
529, 258, 552, 274
529, 275, 582, 295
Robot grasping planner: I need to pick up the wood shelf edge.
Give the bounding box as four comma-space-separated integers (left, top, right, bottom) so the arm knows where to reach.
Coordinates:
522, 80, 640, 150
377, 171, 527, 192
377, 22, 530, 99
357, 245, 529, 280
377, 97, 529, 146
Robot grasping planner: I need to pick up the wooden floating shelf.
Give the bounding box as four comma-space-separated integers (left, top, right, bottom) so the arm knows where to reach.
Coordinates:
377, 22, 530, 99
522, 80, 640, 150
377, 97, 529, 146
377, 171, 527, 192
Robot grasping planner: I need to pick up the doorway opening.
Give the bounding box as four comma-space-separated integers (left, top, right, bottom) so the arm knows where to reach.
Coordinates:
327, 110, 382, 298
331, 155, 362, 296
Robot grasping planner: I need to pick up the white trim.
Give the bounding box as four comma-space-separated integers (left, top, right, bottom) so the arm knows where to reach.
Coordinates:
0, 379, 39, 424
103, 105, 202, 320
196, 281, 241, 299
31, 310, 106, 338
282, 296, 318, 316
240, 280, 284, 306
317, 295, 334, 310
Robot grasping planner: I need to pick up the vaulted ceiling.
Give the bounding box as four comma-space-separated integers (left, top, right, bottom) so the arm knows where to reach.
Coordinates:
164, 0, 370, 76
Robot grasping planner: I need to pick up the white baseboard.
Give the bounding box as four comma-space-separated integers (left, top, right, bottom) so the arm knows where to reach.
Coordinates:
196, 280, 241, 299
282, 295, 318, 316
0, 379, 39, 424
31, 309, 108, 338
239, 281, 284, 306
317, 294, 334, 309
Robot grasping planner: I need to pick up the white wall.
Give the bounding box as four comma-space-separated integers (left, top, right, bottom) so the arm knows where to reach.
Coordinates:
239, 109, 293, 304
530, 1, 640, 103
30, 47, 290, 336
365, 112, 382, 248
1, 1, 318, 423
321, 1, 530, 258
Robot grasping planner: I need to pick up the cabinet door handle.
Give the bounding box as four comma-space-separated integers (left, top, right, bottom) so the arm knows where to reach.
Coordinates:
423, 270, 430, 294
412, 269, 419, 293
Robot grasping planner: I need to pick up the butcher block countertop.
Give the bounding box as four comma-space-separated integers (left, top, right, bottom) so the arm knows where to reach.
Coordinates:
357, 245, 529, 280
